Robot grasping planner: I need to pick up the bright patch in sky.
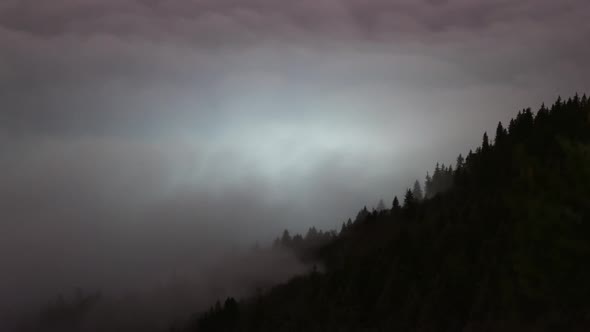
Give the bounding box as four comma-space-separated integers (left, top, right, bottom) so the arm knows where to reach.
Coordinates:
183, 120, 385, 187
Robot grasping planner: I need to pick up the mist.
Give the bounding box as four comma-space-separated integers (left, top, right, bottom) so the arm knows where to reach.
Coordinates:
1, 0, 590, 330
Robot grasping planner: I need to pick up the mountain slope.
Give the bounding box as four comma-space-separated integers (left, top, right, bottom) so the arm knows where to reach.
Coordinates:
184, 95, 590, 332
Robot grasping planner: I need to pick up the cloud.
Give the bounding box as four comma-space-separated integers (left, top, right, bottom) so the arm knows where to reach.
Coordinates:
1, 0, 589, 134
1, 0, 590, 325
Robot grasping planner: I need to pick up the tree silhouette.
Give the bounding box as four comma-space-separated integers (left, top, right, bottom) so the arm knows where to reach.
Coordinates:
403, 189, 415, 217
354, 206, 369, 223
482, 132, 490, 151
456, 154, 464, 170
495, 121, 507, 146
392, 196, 401, 215
281, 230, 292, 247
424, 172, 433, 198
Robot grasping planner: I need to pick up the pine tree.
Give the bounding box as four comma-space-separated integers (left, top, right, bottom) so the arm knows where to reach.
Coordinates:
432, 163, 442, 195
555, 96, 563, 109
495, 122, 506, 145
403, 189, 415, 208
509, 115, 516, 131
402, 189, 416, 218
573, 93, 580, 106
392, 196, 401, 214
281, 230, 292, 247
354, 206, 369, 223
523, 108, 534, 128
305, 227, 318, 241
424, 172, 433, 198
456, 154, 464, 170
482, 132, 490, 151
537, 103, 549, 122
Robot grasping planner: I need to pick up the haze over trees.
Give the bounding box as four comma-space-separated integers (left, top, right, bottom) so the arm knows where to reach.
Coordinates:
9, 95, 590, 332
181, 95, 590, 331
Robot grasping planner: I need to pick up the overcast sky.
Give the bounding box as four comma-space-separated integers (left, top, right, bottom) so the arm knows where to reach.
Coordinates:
1, 0, 590, 317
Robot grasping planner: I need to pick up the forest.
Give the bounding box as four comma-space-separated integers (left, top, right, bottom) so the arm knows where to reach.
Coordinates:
13, 95, 590, 332
181, 95, 590, 331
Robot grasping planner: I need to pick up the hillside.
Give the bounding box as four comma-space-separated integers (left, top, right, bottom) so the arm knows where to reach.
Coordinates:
182, 95, 590, 331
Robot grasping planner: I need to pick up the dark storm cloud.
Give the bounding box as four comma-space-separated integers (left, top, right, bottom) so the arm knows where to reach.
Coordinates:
1, 0, 590, 327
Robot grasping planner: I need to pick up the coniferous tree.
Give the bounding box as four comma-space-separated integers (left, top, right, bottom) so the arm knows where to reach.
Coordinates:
281, 230, 292, 247
305, 227, 318, 241
392, 196, 401, 214
508, 118, 516, 135
554, 96, 563, 110
573, 93, 580, 106
354, 206, 369, 223
432, 163, 442, 195
456, 154, 464, 170
424, 172, 433, 198
403, 189, 415, 216
495, 122, 506, 145
466, 149, 474, 164
482, 132, 490, 151
293, 234, 304, 248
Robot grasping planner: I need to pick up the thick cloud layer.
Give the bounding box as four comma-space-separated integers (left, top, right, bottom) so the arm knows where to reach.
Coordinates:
1, 0, 590, 324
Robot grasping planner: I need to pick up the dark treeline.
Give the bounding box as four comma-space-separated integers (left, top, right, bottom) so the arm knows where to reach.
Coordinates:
272, 227, 337, 259
181, 94, 590, 331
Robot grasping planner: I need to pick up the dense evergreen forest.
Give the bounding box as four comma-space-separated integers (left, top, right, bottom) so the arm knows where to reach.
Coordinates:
181, 95, 590, 331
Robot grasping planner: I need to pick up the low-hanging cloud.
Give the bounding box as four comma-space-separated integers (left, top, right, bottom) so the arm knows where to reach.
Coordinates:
1, 0, 590, 328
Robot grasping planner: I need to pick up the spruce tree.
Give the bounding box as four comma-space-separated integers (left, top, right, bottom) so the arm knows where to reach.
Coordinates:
495, 122, 506, 145
281, 230, 292, 247
482, 132, 490, 151
392, 196, 401, 214
424, 172, 433, 198
403, 189, 415, 208
456, 154, 464, 170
